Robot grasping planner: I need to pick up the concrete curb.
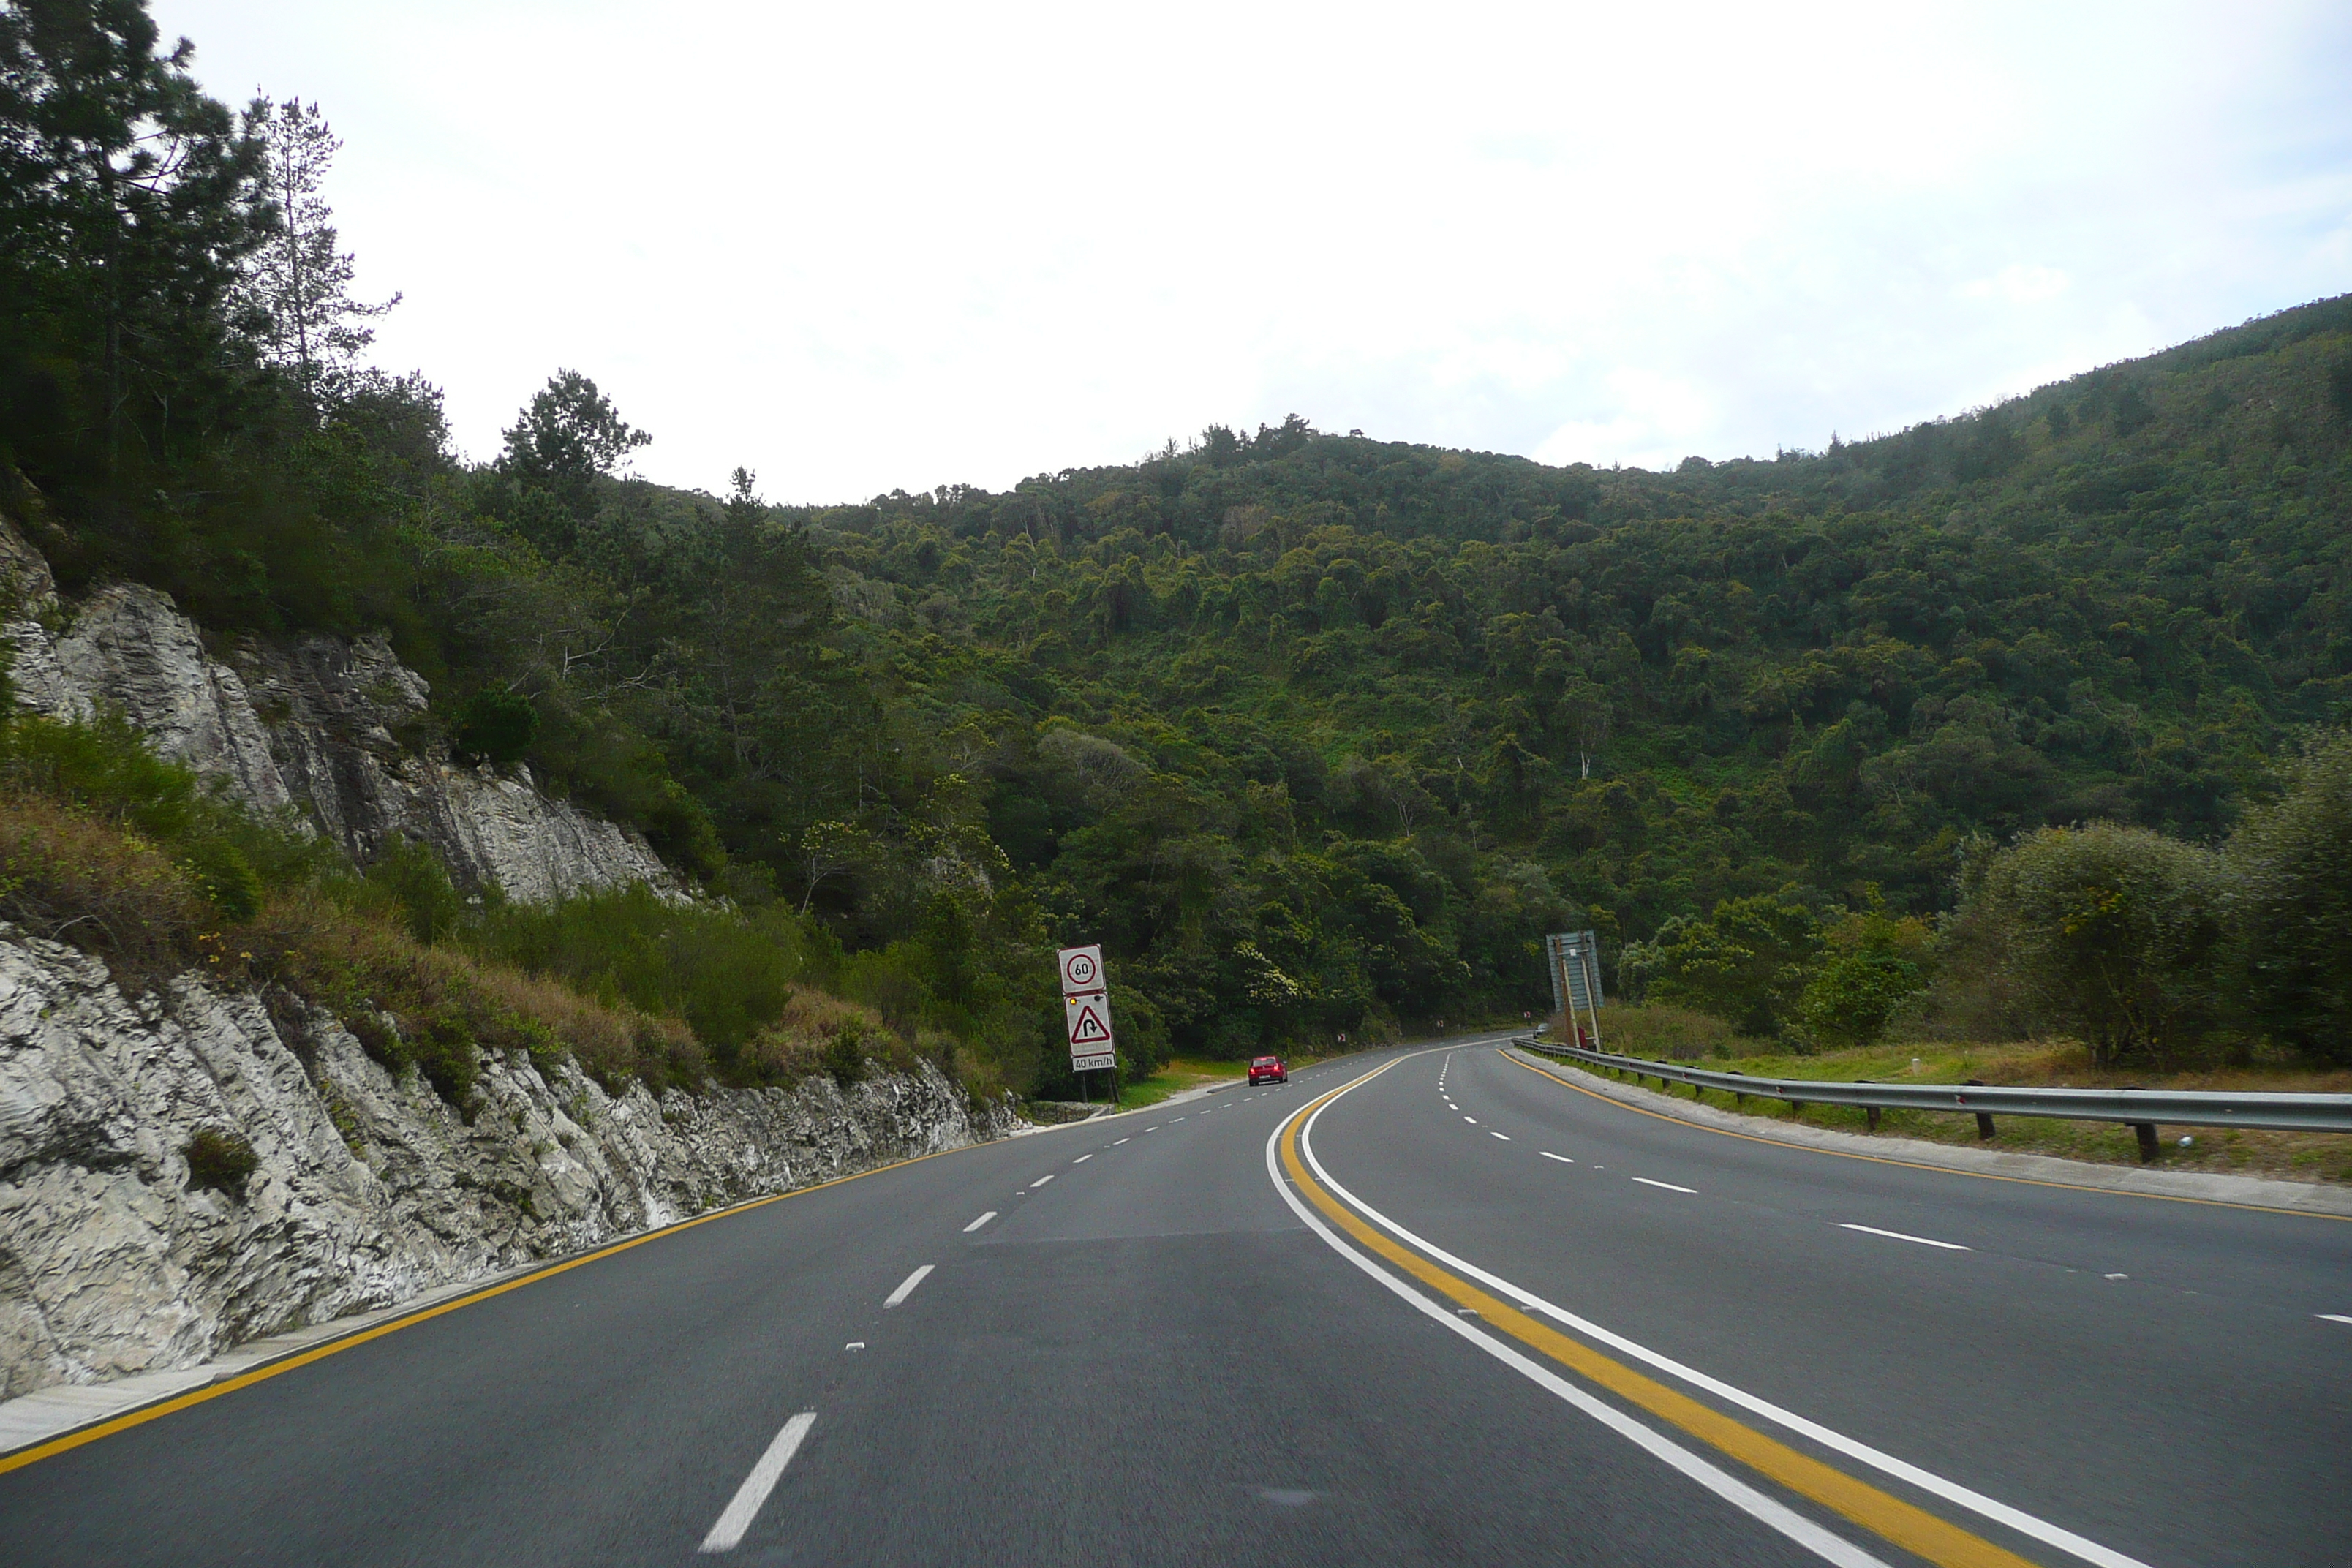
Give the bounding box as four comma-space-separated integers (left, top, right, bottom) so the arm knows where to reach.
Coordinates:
0, 1265, 546, 1460
1504, 1047, 2352, 1220
0, 1114, 1039, 1463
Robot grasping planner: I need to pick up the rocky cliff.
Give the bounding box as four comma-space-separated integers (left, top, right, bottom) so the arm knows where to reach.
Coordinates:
0, 931, 1011, 1401
0, 517, 674, 905
0, 520, 1017, 1410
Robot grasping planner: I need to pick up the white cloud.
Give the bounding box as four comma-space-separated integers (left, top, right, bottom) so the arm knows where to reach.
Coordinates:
1961, 265, 2073, 304
154, 0, 2352, 498
1534, 372, 1717, 472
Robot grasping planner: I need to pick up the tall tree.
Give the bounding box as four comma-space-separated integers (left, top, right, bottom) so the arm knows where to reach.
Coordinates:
493, 368, 651, 553
0, 0, 265, 479
233, 95, 396, 413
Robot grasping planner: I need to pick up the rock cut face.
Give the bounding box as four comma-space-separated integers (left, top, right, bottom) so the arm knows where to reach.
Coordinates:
0, 935, 1009, 1401
0, 518, 676, 905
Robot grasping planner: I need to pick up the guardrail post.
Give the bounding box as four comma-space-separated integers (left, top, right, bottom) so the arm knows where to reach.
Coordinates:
2117, 1086, 2161, 1161
1964, 1079, 1996, 1139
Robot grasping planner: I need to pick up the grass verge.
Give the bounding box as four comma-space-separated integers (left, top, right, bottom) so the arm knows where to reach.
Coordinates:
1577, 1039, 2352, 1185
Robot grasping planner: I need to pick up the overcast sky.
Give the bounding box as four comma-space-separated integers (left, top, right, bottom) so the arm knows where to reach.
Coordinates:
156, 1, 2352, 502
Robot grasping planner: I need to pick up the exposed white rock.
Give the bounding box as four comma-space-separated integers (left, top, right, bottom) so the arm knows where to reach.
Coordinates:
50, 583, 295, 814
0, 515, 677, 903
0, 932, 1011, 1400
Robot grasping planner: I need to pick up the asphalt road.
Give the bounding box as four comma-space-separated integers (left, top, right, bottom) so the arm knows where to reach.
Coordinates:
4, 1038, 2347, 1566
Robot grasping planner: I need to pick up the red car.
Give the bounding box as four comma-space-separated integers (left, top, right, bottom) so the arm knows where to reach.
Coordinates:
1248, 1054, 1289, 1085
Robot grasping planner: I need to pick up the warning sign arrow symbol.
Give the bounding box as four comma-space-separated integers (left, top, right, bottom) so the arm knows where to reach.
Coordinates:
1068, 1003, 1112, 1045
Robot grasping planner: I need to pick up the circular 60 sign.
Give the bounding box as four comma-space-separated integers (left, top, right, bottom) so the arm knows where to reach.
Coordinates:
1058, 944, 1104, 994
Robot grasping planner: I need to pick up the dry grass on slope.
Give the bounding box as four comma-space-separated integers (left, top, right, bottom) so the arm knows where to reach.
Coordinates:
0, 792, 210, 990
0, 790, 907, 1115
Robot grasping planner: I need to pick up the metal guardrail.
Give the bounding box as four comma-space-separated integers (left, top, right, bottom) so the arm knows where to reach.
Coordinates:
1509, 1036, 2352, 1160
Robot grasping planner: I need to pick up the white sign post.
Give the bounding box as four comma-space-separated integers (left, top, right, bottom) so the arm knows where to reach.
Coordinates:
1058, 943, 1117, 1074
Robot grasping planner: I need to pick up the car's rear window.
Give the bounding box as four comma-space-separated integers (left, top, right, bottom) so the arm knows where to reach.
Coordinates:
1253, 1056, 1277, 1066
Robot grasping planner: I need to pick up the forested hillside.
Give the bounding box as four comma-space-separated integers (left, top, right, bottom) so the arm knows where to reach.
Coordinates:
4, 1, 2347, 1093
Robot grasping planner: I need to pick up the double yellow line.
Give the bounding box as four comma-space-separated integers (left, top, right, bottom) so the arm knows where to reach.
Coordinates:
1276, 1079, 2045, 1568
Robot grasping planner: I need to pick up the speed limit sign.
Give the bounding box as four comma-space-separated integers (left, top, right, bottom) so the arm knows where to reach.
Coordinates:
1058, 945, 1104, 995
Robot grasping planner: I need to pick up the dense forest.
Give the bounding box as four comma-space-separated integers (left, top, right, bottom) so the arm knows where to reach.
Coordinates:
4, 1, 2348, 1096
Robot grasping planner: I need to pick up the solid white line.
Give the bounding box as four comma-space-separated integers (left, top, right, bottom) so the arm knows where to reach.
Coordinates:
1263, 1114, 1889, 1568
883, 1264, 935, 1307
1073, 1154, 1093, 1164
962, 1211, 995, 1232
1291, 1073, 2152, 1568
1541, 1152, 1575, 1164
1030, 1174, 1054, 1186
1633, 1177, 1697, 1194
1842, 1224, 1970, 1252
1491, 1131, 1512, 1141
2320, 1313, 2352, 1326
698, 1411, 816, 1553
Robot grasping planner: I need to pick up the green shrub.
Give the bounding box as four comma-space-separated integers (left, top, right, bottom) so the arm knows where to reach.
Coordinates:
1971, 822, 2231, 1064
1642, 894, 1823, 1039
452, 688, 538, 765
824, 1019, 870, 1086
2232, 731, 2352, 1063
461, 883, 804, 1062
182, 1127, 260, 1196
355, 837, 467, 944
0, 710, 205, 840
182, 837, 263, 921
1796, 908, 1931, 1048
1798, 950, 1923, 1049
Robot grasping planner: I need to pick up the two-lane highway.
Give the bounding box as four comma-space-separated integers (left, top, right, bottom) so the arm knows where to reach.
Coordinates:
4, 1039, 2345, 1565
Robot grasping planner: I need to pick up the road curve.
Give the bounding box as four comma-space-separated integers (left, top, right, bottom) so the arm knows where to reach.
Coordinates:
3, 1039, 2345, 1566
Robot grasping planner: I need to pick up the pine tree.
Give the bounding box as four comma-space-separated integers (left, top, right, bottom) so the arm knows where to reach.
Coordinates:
234, 95, 396, 413
0, 0, 267, 477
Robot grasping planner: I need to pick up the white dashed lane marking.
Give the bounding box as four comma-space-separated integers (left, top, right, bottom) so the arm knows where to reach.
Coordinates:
1490, 1131, 1512, 1141
884, 1264, 935, 1307
962, 1211, 995, 1232
1540, 1152, 1573, 1164
1030, 1174, 1055, 1187
1841, 1224, 1968, 1252
1632, 1177, 1697, 1194
698, 1412, 816, 1553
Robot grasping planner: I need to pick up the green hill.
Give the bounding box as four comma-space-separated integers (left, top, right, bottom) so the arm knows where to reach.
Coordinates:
728, 296, 2348, 1062
4, 4, 2345, 1087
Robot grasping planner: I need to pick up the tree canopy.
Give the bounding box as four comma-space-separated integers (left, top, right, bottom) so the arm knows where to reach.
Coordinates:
4, 0, 2349, 1088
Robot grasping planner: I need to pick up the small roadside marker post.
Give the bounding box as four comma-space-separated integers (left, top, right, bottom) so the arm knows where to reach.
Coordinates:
1059, 943, 1117, 1104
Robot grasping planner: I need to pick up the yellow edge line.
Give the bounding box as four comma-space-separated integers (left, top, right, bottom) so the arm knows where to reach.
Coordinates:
1507, 1049, 2352, 1224
1279, 1085, 2039, 1568
0, 1137, 987, 1477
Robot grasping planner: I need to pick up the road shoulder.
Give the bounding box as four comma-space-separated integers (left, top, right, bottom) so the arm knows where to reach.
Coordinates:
1504, 1047, 2352, 1220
